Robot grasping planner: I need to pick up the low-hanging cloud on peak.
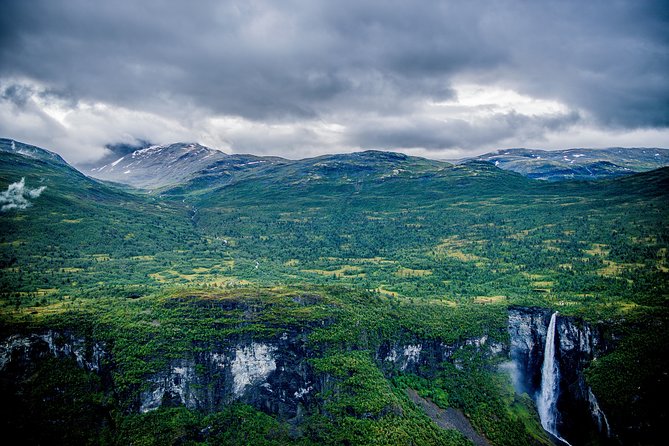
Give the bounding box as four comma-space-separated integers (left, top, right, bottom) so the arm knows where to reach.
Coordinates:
0, 178, 47, 212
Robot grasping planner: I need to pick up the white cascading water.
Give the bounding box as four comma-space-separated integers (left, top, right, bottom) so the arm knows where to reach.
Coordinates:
537, 312, 572, 446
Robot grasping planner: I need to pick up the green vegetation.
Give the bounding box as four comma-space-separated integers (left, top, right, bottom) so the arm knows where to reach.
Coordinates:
1, 146, 667, 445
0, 357, 109, 446
585, 307, 669, 445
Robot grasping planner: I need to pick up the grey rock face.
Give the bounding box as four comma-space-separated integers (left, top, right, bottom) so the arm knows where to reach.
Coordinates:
140, 360, 202, 413
1, 322, 509, 427
508, 306, 551, 393
0, 331, 106, 373
376, 334, 507, 376
136, 331, 316, 421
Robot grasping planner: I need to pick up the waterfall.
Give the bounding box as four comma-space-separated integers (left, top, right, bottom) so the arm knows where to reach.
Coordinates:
588, 388, 611, 437
537, 312, 572, 446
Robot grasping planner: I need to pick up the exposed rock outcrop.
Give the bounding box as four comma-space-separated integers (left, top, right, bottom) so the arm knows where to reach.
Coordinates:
1, 310, 608, 445
0, 331, 107, 374
1, 323, 507, 427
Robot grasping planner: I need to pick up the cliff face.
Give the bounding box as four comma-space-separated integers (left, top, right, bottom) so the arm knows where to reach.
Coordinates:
137, 329, 317, 421
0, 308, 615, 444
508, 307, 614, 445
0, 327, 505, 424
376, 335, 505, 376
508, 307, 550, 394
0, 331, 107, 374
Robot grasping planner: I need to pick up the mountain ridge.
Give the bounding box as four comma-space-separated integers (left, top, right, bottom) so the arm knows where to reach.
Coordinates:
465, 147, 669, 181
3, 138, 669, 190
0, 138, 70, 167
84, 142, 227, 189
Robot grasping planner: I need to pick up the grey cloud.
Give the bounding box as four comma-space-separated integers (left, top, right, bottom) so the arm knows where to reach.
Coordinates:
350, 111, 582, 151
0, 0, 667, 159
77, 140, 153, 170
1, 84, 33, 107
475, 1, 669, 127
0, 1, 513, 118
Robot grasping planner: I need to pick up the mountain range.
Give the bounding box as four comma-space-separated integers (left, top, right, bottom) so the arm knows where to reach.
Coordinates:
86, 142, 227, 188
74, 140, 669, 189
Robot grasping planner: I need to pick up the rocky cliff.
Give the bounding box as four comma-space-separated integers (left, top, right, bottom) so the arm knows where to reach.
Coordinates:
0, 326, 505, 423
0, 307, 620, 444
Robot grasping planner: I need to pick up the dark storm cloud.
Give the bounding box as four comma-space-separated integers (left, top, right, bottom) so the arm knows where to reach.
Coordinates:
77, 140, 153, 170
0, 0, 468, 120
479, 1, 669, 128
350, 111, 582, 151
0, 0, 667, 157
1, 84, 32, 107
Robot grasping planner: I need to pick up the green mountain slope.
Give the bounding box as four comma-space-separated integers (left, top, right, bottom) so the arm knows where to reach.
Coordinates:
0, 140, 203, 302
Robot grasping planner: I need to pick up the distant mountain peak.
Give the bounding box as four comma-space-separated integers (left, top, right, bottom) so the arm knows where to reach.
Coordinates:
470, 147, 669, 181
86, 142, 227, 189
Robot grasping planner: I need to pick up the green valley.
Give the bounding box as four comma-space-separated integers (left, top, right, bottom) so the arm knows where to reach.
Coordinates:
1, 139, 667, 445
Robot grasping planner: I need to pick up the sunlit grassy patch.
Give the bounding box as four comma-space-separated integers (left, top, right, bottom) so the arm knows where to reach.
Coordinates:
508, 229, 531, 240
431, 237, 486, 263
473, 295, 506, 304
1, 239, 24, 246
585, 243, 609, 256
532, 281, 553, 288
12, 300, 73, 319
302, 265, 365, 277
355, 257, 396, 264
375, 286, 400, 297
130, 255, 155, 261
91, 254, 111, 261
596, 260, 643, 277
202, 277, 252, 287
61, 267, 83, 272
395, 267, 432, 277
450, 250, 485, 262
617, 301, 640, 312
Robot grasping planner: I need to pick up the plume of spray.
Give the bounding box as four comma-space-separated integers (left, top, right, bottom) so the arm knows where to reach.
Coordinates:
0, 178, 47, 212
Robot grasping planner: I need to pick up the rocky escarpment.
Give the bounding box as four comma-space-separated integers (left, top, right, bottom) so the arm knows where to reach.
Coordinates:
0, 325, 506, 426
508, 307, 614, 445
376, 334, 504, 375
0, 330, 107, 374
1, 309, 614, 445
137, 329, 317, 421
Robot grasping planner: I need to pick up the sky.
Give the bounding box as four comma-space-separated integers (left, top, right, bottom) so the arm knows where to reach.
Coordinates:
0, 0, 667, 164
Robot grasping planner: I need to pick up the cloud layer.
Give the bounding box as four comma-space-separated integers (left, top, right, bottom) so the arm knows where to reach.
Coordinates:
1, 0, 667, 162
0, 178, 46, 212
